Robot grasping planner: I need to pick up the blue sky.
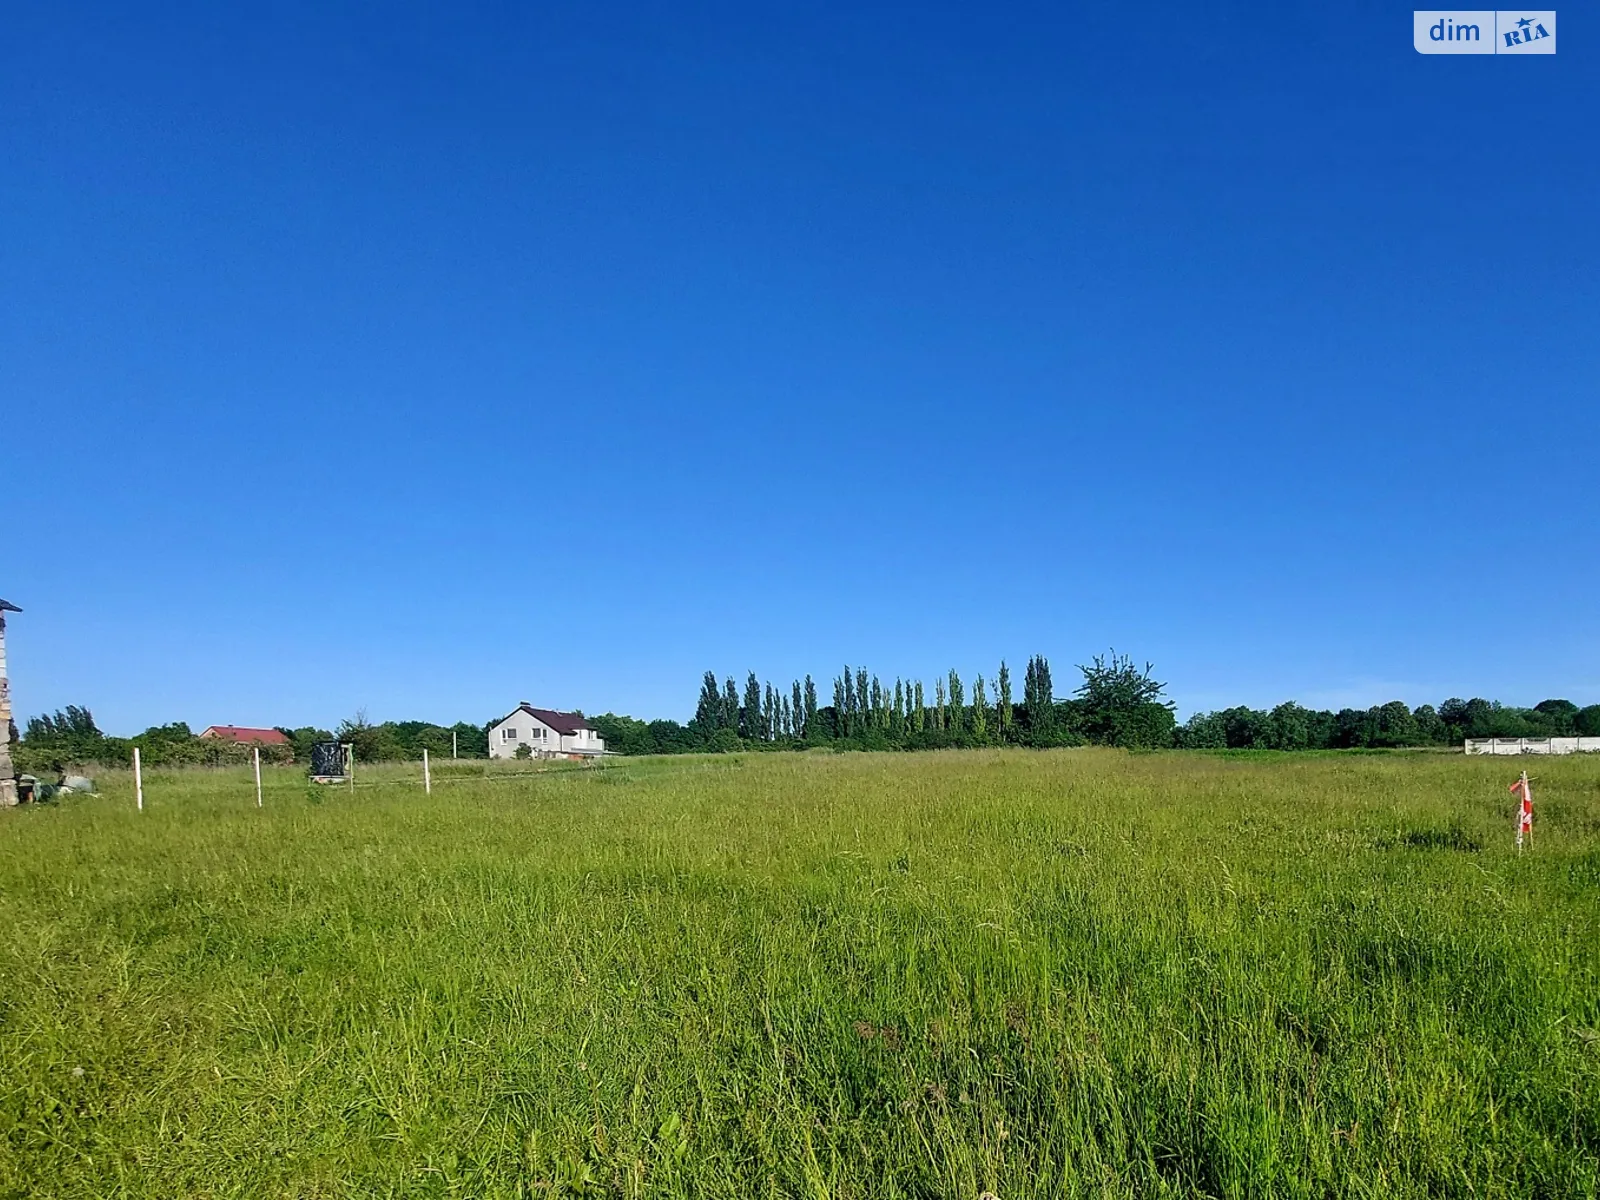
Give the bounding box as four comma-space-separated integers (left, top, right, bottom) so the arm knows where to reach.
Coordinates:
4, 2, 1595, 734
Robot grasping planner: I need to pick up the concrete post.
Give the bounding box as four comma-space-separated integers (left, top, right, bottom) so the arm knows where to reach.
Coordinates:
0, 603, 17, 807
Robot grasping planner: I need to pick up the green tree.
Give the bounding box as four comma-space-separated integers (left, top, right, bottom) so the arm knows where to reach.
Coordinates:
1411, 704, 1447, 745
1219, 707, 1270, 748
971, 675, 989, 740
590, 712, 657, 755
705, 727, 742, 753
947, 670, 965, 735
1266, 703, 1312, 750
695, 672, 723, 732
1023, 656, 1056, 743
1532, 699, 1578, 735
722, 678, 740, 732
803, 676, 819, 739
1577, 705, 1600, 736
1368, 700, 1419, 747
997, 661, 1013, 740
449, 721, 489, 758
1074, 651, 1173, 746
912, 681, 925, 733
648, 719, 698, 753
280, 725, 335, 762
741, 673, 762, 740
934, 677, 946, 731
23, 706, 114, 766
1175, 711, 1228, 748
337, 710, 402, 762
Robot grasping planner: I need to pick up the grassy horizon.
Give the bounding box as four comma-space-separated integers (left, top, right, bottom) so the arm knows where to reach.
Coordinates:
1, 749, 1597, 1197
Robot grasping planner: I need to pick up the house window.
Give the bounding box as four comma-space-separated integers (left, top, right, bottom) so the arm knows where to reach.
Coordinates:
502, 728, 517, 741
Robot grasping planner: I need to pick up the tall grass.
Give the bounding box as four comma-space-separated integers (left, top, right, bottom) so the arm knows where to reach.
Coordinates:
1, 750, 1596, 1197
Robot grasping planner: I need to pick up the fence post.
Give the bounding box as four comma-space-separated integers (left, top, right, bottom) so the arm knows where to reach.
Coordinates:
254, 746, 263, 808
133, 747, 143, 811
423, 748, 431, 795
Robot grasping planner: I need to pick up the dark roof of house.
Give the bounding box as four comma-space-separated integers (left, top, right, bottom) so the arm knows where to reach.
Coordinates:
0, 599, 20, 613
199, 725, 291, 745
494, 704, 594, 735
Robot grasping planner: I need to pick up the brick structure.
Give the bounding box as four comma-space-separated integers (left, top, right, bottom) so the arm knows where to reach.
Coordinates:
0, 600, 18, 807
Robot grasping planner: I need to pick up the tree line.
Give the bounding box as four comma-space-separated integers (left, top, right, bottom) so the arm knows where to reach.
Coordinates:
8, 709, 490, 773
1175, 696, 1600, 750
591, 657, 1600, 756
12, 653, 1598, 768
593, 653, 1179, 754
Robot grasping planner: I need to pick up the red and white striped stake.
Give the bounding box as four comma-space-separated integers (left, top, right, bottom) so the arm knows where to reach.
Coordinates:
1510, 770, 1533, 852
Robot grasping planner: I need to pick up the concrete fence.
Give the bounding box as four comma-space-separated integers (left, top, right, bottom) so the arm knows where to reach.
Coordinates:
1465, 736, 1600, 756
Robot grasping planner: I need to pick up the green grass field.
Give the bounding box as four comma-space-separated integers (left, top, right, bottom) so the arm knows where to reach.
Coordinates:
1, 750, 1597, 1198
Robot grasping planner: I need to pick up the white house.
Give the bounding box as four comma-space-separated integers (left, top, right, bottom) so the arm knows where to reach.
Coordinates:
488, 703, 606, 759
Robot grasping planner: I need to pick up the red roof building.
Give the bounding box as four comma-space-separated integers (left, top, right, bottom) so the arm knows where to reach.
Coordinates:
198, 725, 290, 745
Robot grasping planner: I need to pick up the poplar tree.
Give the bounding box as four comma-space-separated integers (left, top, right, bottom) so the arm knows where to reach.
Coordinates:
804, 675, 818, 738
833, 675, 848, 736
935, 678, 947, 730
972, 675, 989, 739
856, 669, 869, 729
763, 683, 777, 741
743, 672, 762, 740
791, 681, 804, 738
723, 678, 740, 731
948, 669, 965, 734
997, 660, 1013, 740
696, 671, 723, 731
893, 679, 905, 735
913, 681, 925, 732
1025, 655, 1056, 741
848, 665, 862, 735
780, 694, 793, 739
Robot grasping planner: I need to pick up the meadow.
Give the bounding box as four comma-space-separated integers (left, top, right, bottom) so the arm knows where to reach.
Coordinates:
0, 749, 1596, 1199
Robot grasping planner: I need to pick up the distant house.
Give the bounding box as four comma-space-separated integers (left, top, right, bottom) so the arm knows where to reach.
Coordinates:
488, 703, 605, 759
198, 725, 291, 746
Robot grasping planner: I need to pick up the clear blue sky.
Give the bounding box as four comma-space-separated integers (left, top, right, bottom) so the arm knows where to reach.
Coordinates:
4, 3, 1595, 734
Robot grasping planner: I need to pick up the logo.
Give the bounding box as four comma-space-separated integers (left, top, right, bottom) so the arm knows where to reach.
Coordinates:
1414, 10, 1556, 53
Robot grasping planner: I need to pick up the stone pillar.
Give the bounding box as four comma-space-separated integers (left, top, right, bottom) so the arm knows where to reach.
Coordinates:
0, 609, 15, 807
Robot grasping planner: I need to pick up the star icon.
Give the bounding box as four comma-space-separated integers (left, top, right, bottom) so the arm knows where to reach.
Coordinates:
1517, 16, 1533, 28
